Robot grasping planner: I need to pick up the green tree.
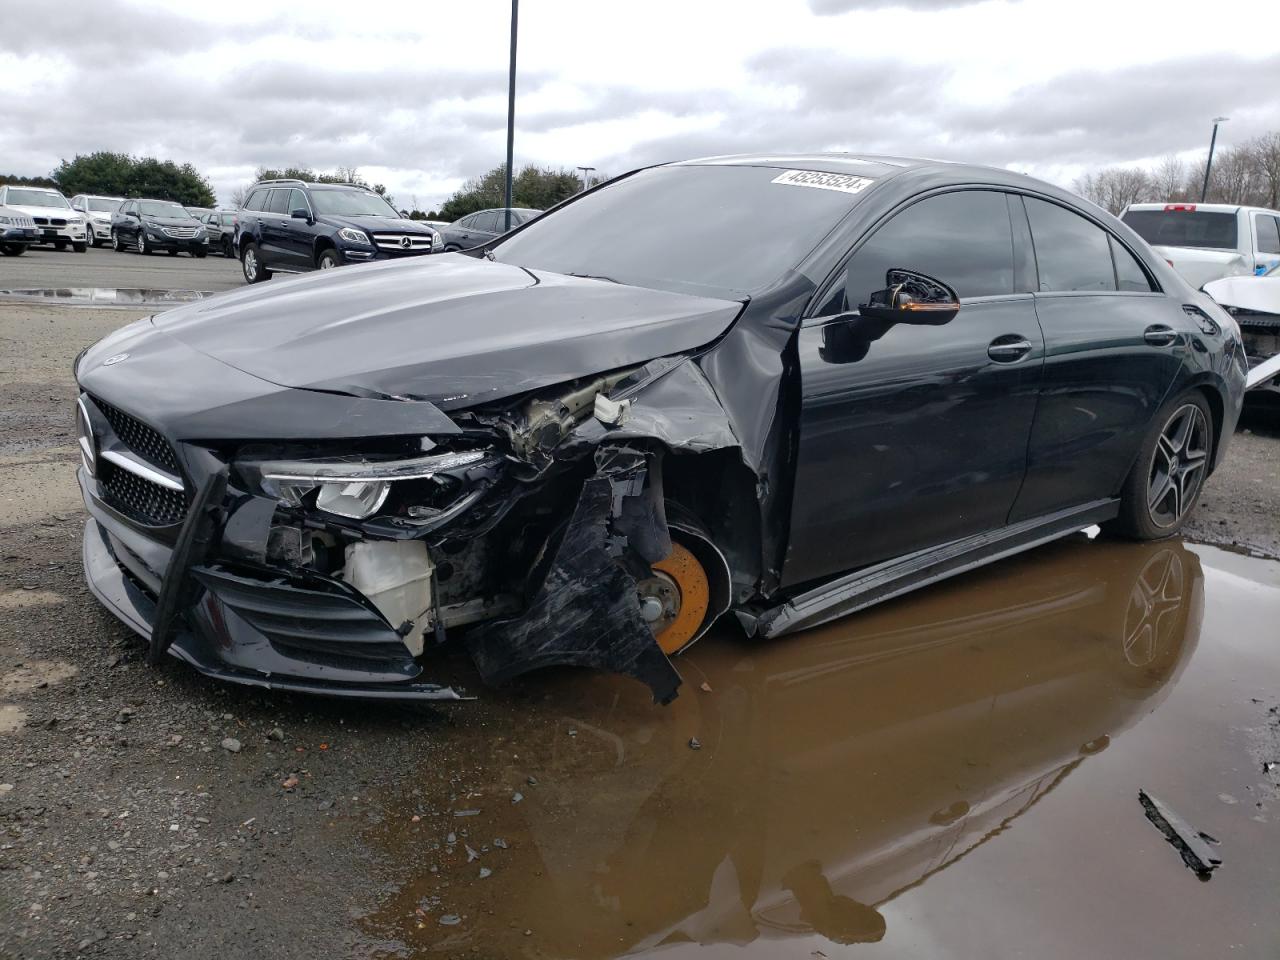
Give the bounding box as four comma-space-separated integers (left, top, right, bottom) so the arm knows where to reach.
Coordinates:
0, 172, 59, 189
438, 164, 588, 221
244, 165, 392, 206
53, 152, 216, 206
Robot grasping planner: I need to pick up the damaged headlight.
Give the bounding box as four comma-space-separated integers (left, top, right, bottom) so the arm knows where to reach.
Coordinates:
250, 448, 490, 520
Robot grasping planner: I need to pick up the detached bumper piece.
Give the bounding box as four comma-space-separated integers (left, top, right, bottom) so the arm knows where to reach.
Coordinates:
83, 516, 461, 701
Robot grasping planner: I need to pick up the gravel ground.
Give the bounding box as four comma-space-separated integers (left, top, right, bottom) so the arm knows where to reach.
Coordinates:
0, 295, 1277, 958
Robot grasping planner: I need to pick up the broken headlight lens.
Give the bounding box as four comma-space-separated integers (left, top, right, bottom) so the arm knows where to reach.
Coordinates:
246, 449, 490, 521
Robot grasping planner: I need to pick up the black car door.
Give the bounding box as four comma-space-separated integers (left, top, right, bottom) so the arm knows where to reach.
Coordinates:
1006, 196, 1184, 522
782, 190, 1045, 587
118, 202, 138, 243
279, 188, 316, 268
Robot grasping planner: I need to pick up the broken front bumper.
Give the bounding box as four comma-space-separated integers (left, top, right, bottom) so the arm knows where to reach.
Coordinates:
79, 469, 461, 701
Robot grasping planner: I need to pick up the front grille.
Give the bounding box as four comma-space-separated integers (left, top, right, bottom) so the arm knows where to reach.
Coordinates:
93, 398, 181, 473
161, 226, 199, 239
33, 216, 48, 225
50, 218, 67, 227
371, 233, 433, 252
99, 459, 187, 525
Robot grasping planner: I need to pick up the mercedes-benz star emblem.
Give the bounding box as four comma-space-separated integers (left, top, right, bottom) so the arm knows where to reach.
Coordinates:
399, 235, 412, 249
102, 353, 129, 366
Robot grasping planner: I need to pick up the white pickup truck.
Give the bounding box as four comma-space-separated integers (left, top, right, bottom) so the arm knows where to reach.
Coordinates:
1120, 202, 1280, 289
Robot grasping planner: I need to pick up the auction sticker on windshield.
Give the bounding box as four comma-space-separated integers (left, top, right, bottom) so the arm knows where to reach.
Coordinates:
771, 169, 874, 195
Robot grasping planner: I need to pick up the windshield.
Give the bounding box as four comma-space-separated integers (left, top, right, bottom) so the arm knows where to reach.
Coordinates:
138, 200, 192, 218
1122, 209, 1238, 251
310, 189, 400, 218
87, 198, 121, 213
491, 165, 872, 297
6, 189, 70, 209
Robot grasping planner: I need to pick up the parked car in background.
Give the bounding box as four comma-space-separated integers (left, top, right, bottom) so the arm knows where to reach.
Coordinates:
0, 185, 87, 252
0, 204, 40, 256
424, 219, 451, 231
70, 194, 125, 247
184, 206, 213, 220
438, 207, 541, 250
72, 154, 1244, 704
110, 199, 209, 257
235, 179, 442, 283
1205, 262, 1280, 401
201, 209, 238, 258
1121, 202, 1280, 288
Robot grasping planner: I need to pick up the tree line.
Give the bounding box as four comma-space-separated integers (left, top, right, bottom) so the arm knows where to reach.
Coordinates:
1074, 132, 1280, 215
50, 152, 216, 206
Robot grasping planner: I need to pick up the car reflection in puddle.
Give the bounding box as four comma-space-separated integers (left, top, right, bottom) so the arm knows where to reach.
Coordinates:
0, 287, 215, 306
361, 535, 1207, 956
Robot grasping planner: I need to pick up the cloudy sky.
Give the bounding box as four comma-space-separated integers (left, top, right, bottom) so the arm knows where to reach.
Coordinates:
2, 0, 1278, 209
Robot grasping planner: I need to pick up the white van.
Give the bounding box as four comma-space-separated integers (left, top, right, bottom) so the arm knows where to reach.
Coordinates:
1120, 202, 1280, 289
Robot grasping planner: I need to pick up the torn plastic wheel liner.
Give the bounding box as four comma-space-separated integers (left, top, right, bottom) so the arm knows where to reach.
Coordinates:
466, 446, 683, 704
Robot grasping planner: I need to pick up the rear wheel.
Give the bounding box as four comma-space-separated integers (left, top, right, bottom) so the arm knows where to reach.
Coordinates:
1110, 390, 1213, 540
241, 242, 269, 283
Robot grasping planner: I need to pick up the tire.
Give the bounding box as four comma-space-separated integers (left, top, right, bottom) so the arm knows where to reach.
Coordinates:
168, 249, 178, 257
1109, 389, 1213, 540
1, 244, 25, 257
73, 241, 88, 253
54, 239, 67, 251
241, 242, 269, 283
444, 244, 460, 252
112, 231, 127, 253
137, 232, 152, 255
87, 225, 97, 248
317, 249, 340, 270
222, 236, 233, 258
193, 248, 207, 259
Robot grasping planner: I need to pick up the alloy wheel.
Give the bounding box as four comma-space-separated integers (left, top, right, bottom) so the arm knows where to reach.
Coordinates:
1146, 403, 1209, 529
243, 248, 258, 281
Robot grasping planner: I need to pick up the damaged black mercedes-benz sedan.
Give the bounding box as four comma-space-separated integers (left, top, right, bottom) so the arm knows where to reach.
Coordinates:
75, 155, 1248, 703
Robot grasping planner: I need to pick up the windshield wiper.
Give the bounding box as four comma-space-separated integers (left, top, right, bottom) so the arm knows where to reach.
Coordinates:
567, 272, 619, 283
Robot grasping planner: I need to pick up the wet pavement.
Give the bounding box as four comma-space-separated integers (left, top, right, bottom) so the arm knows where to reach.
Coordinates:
0, 287, 215, 307
358, 536, 1280, 959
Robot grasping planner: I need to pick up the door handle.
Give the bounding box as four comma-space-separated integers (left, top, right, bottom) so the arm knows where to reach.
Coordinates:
1144, 324, 1178, 346
988, 335, 1033, 363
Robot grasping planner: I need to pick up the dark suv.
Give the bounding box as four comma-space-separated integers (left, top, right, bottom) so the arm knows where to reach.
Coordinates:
236, 179, 442, 283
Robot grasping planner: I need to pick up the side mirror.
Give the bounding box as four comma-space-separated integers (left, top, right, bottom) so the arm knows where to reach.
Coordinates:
860, 269, 959, 325
291, 208, 310, 221
127, 210, 140, 219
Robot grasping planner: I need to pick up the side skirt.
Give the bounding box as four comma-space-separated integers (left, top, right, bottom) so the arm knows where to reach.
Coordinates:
747, 499, 1119, 639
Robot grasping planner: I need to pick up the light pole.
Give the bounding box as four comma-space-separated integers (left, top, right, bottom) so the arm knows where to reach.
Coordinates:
503, 0, 518, 232
1200, 116, 1229, 203
576, 166, 596, 193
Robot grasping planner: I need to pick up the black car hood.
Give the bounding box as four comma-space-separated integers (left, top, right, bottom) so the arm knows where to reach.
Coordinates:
324, 215, 436, 234
153, 254, 744, 409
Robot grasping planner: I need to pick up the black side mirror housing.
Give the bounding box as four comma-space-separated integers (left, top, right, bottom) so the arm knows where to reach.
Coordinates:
291, 208, 311, 221
860, 269, 960, 325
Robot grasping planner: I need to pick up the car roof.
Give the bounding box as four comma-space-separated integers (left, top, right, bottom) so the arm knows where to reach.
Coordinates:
1, 184, 63, 193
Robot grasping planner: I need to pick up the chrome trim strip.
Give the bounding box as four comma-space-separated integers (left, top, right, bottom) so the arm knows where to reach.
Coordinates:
100, 449, 185, 491
76, 396, 96, 475
261, 449, 487, 482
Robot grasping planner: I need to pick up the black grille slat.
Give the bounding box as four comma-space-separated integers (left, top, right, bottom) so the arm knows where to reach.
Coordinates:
93, 398, 181, 473
99, 461, 187, 525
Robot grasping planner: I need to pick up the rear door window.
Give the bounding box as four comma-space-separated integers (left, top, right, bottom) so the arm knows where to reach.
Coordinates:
1025, 198, 1116, 292
1256, 214, 1280, 255
1109, 236, 1154, 292
841, 190, 1016, 309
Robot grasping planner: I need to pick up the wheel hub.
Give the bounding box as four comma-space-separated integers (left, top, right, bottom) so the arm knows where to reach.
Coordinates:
639, 541, 711, 655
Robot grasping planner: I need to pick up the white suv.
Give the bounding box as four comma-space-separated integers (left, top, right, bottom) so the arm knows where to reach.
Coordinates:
70, 194, 125, 248
0, 185, 87, 252
1121, 202, 1280, 289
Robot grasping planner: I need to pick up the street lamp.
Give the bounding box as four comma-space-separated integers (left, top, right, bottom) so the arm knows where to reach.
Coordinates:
576, 166, 596, 193
503, 0, 519, 232
1200, 116, 1229, 203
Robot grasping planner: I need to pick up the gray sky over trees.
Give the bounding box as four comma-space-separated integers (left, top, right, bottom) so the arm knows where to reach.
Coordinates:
2, 0, 1278, 207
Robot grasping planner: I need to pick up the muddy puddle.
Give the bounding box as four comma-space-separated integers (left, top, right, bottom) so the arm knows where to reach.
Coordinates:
359, 536, 1280, 958
0, 287, 214, 307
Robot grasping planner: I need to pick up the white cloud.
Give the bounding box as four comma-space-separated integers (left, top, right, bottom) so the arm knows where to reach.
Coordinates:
1, 0, 1277, 208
